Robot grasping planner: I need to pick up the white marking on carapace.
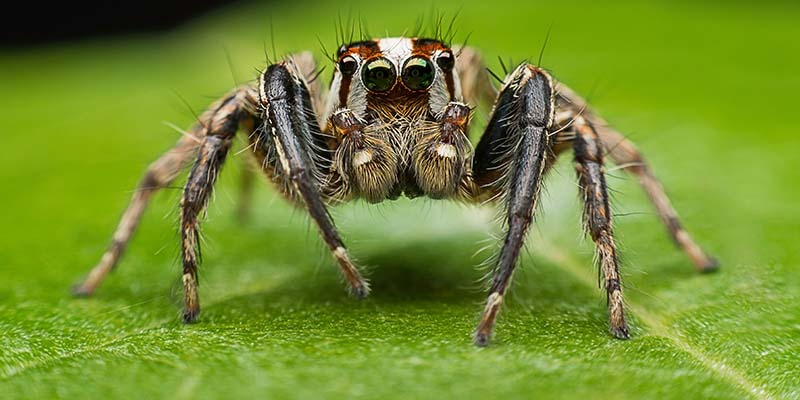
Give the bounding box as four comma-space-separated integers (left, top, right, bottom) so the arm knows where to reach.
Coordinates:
347, 77, 369, 118
436, 143, 458, 158
322, 71, 344, 122
353, 150, 373, 167
377, 37, 414, 70
429, 67, 450, 114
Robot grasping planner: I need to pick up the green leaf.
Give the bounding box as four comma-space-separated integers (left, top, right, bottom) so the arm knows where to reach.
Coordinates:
1, 0, 798, 399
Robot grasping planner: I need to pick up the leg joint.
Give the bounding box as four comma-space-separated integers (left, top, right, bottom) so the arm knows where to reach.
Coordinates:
259, 62, 299, 107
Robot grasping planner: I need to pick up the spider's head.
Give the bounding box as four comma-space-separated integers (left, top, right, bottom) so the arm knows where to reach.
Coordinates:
329, 37, 460, 121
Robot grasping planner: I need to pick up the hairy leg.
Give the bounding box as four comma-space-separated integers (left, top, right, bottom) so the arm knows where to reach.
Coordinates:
573, 117, 629, 339
74, 87, 257, 296
556, 85, 718, 272
257, 62, 369, 298
180, 87, 259, 322
471, 64, 555, 346
235, 51, 326, 222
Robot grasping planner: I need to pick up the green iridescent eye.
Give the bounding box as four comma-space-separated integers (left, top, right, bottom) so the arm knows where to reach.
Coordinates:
361, 58, 396, 92
401, 57, 435, 90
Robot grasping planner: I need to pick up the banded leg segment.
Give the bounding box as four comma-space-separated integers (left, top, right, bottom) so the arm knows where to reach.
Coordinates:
74, 87, 257, 296
573, 117, 629, 339
472, 65, 555, 346
73, 136, 198, 296
596, 127, 718, 271
258, 63, 369, 298
556, 85, 717, 272
181, 137, 231, 322
179, 87, 259, 322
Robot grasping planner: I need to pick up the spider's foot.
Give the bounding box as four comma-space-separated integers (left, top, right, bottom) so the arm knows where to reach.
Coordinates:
333, 246, 370, 300
71, 264, 110, 298
71, 283, 96, 298
697, 257, 720, 274
473, 292, 503, 347
349, 280, 371, 300
473, 331, 492, 347
686, 242, 721, 273
182, 308, 200, 324
610, 324, 631, 340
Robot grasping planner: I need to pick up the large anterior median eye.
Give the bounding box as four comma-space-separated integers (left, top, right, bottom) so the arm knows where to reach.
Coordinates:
401, 57, 435, 90
361, 58, 396, 92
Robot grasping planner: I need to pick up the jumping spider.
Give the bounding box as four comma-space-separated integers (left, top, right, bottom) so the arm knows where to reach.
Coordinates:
74, 36, 718, 346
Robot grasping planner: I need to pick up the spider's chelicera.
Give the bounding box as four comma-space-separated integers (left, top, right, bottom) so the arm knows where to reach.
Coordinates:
74, 36, 718, 346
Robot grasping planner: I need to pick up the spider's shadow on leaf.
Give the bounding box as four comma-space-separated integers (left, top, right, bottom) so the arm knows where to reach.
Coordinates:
196, 230, 612, 327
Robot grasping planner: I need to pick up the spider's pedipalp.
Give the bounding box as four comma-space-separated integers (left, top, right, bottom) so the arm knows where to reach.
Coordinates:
411, 101, 472, 199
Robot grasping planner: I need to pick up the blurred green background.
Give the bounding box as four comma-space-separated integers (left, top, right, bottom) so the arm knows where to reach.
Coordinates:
1, 0, 799, 399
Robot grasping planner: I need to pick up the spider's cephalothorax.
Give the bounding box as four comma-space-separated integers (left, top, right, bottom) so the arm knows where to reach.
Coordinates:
322, 37, 473, 202
74, 35, 718, 346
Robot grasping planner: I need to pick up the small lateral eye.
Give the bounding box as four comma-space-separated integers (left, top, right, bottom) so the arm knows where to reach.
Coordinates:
339, 56, 358, 76
361, 58, 396, 92
436, 51, 455, 72
402, 57, 435, 90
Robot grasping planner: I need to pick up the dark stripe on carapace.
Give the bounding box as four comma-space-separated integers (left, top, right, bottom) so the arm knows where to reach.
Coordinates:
444, 68, 456, 100
338, 73, 352, 107
337, 40, 381, 107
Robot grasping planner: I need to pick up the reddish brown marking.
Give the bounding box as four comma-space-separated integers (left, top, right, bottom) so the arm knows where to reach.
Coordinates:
337, 40, 381, 60
336, 40, 382, 107
411, 38, 447, 55
338, 73, 352, 107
